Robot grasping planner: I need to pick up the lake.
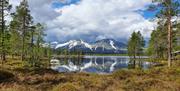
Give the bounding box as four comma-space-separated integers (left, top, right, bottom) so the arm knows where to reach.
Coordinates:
50, 56, 152, 74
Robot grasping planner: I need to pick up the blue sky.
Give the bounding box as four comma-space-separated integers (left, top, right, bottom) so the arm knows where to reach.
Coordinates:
10, 0, 157, 43
138, 10, 156, 19
52, 0, 81, 8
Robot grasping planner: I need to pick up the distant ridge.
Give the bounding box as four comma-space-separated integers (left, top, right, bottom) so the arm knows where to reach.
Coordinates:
51, 39, 127, 54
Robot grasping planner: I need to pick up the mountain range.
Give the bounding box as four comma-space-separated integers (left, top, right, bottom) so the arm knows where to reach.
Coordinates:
50, 39, 127, 54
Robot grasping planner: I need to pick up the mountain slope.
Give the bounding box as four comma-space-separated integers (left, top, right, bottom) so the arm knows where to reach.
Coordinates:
54, 39, 127, 53
94, 39, 126, 50
55, 40, 93, 51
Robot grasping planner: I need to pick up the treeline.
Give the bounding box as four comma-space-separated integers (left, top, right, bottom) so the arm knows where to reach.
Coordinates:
128, 0, 180, 67
147, 0, 180, 66
0, 0, 52, 67
147, 22, 180, 59
54, 48, 84, 56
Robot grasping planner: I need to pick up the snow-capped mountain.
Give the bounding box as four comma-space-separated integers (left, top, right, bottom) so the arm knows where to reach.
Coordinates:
53, 39, 127, 53
55, 40, 93, 51
94, 39, 126, 50
93, 39, 127, 53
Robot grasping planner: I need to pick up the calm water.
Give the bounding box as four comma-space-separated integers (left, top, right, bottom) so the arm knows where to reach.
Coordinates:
50, 56, 152, 74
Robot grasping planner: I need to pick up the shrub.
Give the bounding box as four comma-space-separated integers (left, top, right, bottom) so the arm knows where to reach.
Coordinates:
0, 70, 14, 82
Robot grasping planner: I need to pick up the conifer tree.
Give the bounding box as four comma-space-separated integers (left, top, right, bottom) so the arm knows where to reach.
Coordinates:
147, 25, 168, 59
128, 31, 145, 59
0, 0, 11, 61
28, 23, 45, 67
10, 0, 33, 61
151, 0, 180, 67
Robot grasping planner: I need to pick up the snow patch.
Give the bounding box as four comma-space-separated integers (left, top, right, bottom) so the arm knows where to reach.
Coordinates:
110, 40, 117, 50
55, 42, 70, 49
69, 40, 78, 49
80, 40, 93, 50
55, 40, 93, 50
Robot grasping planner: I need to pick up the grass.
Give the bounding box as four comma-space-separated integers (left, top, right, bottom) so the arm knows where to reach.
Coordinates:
52, 83, 78, 91
0, 58, 180, 91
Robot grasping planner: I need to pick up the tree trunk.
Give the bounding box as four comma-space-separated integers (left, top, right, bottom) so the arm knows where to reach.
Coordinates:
1, 0, 6, 61
167, 13, 172, 67
21, 14, 26, 61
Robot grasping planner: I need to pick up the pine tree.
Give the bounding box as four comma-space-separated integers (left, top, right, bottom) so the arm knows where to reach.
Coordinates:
147, 25, 168, 59
151, 0, 180, 67
174, 22, 180, 51
0, 0, 11, 61
10, 0, 33, 61
137, 31, 145, 57
28, 23, 45, 67
9, 13, 21, 58
128, 31, 145, 59
128, 32, 137, 59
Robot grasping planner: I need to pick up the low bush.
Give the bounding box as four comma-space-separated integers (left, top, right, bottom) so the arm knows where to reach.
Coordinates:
0, 70, 14, 83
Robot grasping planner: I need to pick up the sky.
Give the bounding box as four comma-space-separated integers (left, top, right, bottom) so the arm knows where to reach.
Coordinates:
9, 0, 157, 43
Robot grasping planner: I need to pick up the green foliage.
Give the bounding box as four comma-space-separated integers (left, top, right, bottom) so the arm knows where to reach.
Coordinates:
27, 23, 45, 67
147, 22, 180, 59
11, 0, 33, 61
152, 0, 180, 18
55, 48, 84, 56
174, 23, 180, 51
148, 0, 180, 63
147, 26, 168, 59
5, 0, 51, 68
0, 0, 12, 61
127, 31, 145, 58
1, 0, 52, 68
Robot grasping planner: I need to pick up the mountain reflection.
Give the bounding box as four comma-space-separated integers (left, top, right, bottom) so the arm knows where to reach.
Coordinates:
51, 56, 152, 74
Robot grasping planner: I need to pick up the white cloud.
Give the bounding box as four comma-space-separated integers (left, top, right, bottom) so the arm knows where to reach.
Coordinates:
10, 0, 157, 42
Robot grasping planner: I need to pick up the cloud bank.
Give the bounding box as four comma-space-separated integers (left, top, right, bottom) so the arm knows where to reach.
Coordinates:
10, 0, 157, 42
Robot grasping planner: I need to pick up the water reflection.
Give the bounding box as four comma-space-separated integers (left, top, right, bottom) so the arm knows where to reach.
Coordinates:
51, 56, 152, 74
